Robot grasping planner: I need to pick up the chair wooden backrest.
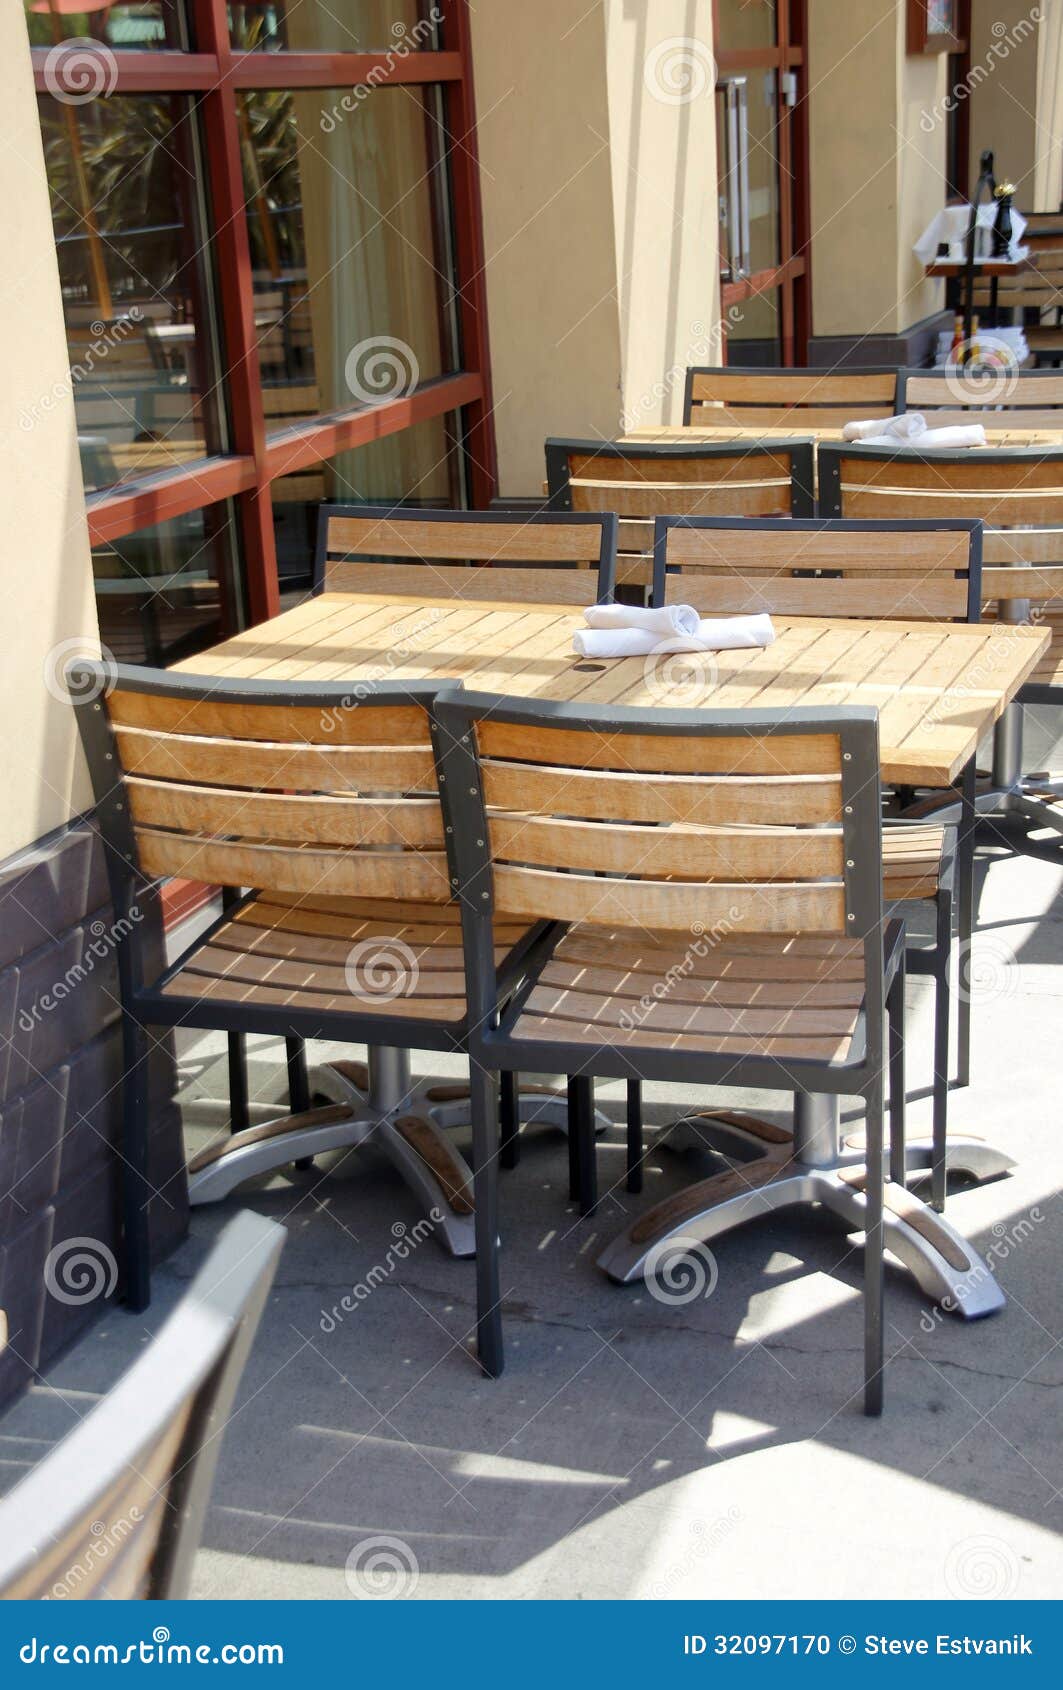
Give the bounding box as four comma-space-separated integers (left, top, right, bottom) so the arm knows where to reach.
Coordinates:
314, 506, 618, 605
263, 385, 326, 502
818, 443, 1063, 530
970, 247, 1063, 313
545, 438, 815, 521
683, 365, 900, 428
432, 690, 882, 979
71, 669, 451, 919
0, 1212, 283, 1599
897, 367, 1063, 430
981, 526, 1063, 701
653, 517, 982, 622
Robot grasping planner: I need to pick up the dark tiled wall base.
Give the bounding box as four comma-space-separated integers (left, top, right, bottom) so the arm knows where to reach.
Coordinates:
0, 821, 187, 1408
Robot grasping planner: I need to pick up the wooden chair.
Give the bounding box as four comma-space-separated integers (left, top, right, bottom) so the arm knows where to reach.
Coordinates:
820, 442, 1063, 1039
264, 384, 325, 505
897, 366, 1063, 430
545, 438, 815, 594
69, 666, 553, 1308
0, 1212, 283, 1599
653, 514, 983, 1210
981, 526, 1063, 833
682, 365, 900, 428
968, 245, 1063, 365
314, 505, 618, 604
306, 504, 617, 1155
432, 690, 902, 1415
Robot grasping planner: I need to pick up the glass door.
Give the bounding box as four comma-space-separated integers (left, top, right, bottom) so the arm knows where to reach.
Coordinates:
714, 0, 809, 364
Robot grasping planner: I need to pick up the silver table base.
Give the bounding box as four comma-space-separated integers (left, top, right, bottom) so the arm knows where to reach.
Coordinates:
597, 1094, 1011, 1319
188, 1049, 608, 1259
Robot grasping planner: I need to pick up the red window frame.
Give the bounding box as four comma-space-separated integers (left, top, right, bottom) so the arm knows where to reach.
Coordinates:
31, 0, 497, 627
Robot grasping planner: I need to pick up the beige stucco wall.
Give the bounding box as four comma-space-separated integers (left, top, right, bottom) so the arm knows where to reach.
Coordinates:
1, 13, 97, 860
603, 1, 719, 430
471, 0, 719, 494
809, 2, 947, 339
469, 1, 621, 496
1034, 0, 1063, 210
966, 0, 1041, 200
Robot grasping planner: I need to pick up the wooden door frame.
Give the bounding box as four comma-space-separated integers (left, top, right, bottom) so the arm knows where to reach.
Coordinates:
714, 0, 811, 363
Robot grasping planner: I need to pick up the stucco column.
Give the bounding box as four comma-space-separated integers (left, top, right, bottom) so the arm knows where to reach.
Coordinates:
470, 0, 718, 495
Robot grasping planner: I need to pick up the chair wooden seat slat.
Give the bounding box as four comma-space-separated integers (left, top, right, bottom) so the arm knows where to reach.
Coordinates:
683, 365, 899, 427
652, 512, 975, 1206
432, 690, 897, 1414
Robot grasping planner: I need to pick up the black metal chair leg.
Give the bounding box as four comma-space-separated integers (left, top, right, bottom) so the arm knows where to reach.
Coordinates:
286, 1038, 315, 1169
931, 892, 952, 1213
956, 757, 976, 1089
566, 1076, 581, 1200
571, 1076, 597, 1215
888, 951, 906, 1189
469, 1067, 503, 1377
121, 1017, 152, 1312
626, 1079, 643, 1193
863, 1077, 885, 1418
227, 1033, 250, 1135
499, 1071, 520, 1169
286, 1038, 310, 1112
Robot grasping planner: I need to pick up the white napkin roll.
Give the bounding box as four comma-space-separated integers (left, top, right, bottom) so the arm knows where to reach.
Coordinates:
582, 602, 700, 637
573, 627, 661, 657
843, 413, 926, 443
573, 613, 775, 659
913, 424, 987, 450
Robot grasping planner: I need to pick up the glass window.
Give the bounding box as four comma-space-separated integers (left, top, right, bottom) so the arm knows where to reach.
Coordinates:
36, 93, 227, 491
24, 3, 188, 52
229, 2, 442, 53
238, 84, 460, 417
92, 504, 242, 666
273, 412, 465, 591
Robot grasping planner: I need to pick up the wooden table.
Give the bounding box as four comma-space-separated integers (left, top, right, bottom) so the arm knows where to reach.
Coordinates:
181, 590, 1048, 790
179, 590, 1048, 1316
622, 423, 1063, 448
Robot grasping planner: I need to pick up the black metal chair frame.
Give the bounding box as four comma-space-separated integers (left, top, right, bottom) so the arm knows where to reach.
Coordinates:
69, 667, 550, 1312
543, 437, 818, 519
431, 689, 903, 1417
649, 512, 984, 1211
681, 364, 904, 427
312, 502, 620, 598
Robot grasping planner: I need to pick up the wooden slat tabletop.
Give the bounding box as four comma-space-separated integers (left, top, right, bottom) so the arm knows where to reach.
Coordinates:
622, 423, 1063, 447
176, 590, 1049, 787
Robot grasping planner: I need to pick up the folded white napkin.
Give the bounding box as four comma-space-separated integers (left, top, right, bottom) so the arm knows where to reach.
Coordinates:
582, 602, 700, 637
573, 603, 775, 658
913, 204, 1027, 265
859, 423, 988, 451
843, 413, 927, 443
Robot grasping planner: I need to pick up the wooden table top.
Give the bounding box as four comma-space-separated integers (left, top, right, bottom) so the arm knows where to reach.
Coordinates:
622, 423, 1063, 448
177, 590, 1049, 788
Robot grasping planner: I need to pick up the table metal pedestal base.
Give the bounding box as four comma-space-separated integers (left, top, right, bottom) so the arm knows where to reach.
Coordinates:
906, 693, 1062, 854
188, 1048, 609, 1261
598, 1094, 1008, 1319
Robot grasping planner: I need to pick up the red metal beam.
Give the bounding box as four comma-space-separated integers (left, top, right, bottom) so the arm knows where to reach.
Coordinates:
229, 51, 463, 90
194, 0, 278, 626
31, 48, 219, 92
262, 374, 483, 480
85, 456, 256, 546
445, 2, 498, 507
